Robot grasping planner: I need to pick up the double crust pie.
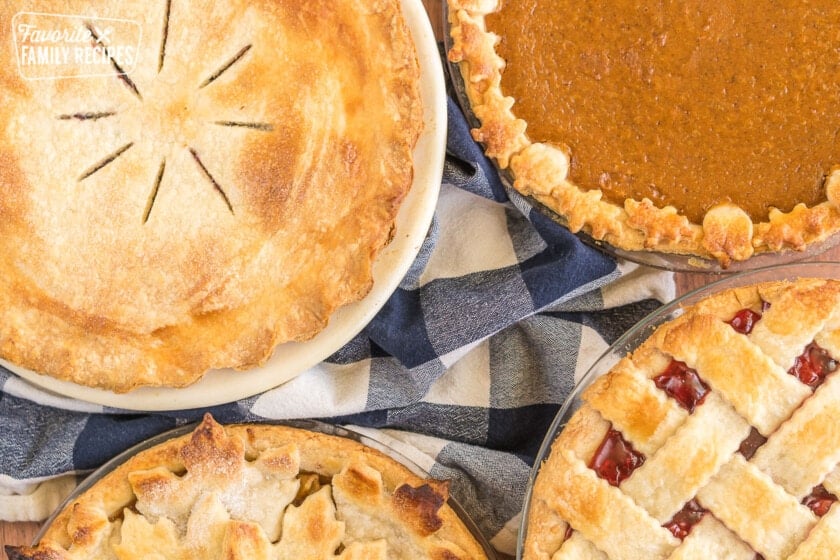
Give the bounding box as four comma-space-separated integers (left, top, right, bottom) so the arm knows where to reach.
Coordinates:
524, 277, 840, 559
448, 1, 840, 266
7, 414, 490, 560
0, 0, 423, 391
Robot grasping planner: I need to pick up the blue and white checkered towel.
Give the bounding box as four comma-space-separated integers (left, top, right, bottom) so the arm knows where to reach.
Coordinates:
0, 95, 674, 556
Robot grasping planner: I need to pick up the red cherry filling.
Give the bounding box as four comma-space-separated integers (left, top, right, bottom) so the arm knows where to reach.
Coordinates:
653, 360, 710, 413
738, 428, 768, 460
589, 428, 646, 486
663, 499, 706, 539
802, 485, 837, 517
788, 342, 838, 389
728, 308, 763, 334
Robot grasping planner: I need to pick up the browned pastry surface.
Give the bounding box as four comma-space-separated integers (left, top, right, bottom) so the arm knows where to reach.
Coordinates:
524, 277, 840, 559
448, 1, 840, 265
7, 414, 488, 560
0, 0, 423, 391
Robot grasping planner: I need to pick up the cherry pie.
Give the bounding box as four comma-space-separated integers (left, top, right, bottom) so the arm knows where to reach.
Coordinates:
0, 0, 423, 391
7, 414, 489, 560
524, 277, 840, 559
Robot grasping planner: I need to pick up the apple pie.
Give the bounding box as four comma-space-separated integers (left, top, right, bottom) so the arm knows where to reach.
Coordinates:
0, 0, 423, 391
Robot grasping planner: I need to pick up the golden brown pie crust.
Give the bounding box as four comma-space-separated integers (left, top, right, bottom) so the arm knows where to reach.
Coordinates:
524, 277, 840, 559
447, 1, 840, 266
7, 414, 489, 560
0, 0, 423, 391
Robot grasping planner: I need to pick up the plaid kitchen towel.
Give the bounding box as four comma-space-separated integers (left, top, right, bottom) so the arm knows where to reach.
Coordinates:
0, 96, 675, 556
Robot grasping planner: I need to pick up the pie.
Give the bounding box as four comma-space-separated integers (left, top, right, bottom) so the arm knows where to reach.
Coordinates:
447, 1, 840, 266
523, 277, 840, 559
0, 0, 423, 392
6, 414, 489, 560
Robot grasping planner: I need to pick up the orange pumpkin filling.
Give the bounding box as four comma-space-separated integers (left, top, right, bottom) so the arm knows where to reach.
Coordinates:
487, 1, 840, 223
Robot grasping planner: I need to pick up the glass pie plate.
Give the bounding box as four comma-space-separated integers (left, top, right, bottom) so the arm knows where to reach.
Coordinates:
1, 0, 446, 411
29, 418, 498, 560
516, 261, 840, 558
442, 4, 840, 274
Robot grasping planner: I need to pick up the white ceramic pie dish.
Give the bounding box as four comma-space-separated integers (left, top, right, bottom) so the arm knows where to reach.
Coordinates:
32, 419, 498, 560
2, 0, 446, 411
516, 260, 840, 558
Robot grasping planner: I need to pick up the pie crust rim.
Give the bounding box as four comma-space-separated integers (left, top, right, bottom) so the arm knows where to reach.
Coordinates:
0, 0, 446, 410
519, 261, 840, 558
446, 1, 840, 268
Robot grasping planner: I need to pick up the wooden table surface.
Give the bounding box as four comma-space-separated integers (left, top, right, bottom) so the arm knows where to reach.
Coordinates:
2, 1, 839, 556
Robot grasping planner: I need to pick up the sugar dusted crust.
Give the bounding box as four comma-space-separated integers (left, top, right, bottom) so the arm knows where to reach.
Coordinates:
523, 278, 840, 559
0, 0, 423, 391
447, 1, 840, 267
6, 415, 489, 560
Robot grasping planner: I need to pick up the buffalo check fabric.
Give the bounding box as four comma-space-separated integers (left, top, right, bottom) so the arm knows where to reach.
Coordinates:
0, 96, 675, 555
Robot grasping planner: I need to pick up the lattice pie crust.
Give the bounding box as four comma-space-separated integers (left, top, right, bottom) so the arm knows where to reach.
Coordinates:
525, 277, 840, 559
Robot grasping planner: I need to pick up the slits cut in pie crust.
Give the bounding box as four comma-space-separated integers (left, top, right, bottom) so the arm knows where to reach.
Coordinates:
0, 0, 423, 391
523, 277, 840, 559
5, 414, 489, 560
447, 1, 840, 267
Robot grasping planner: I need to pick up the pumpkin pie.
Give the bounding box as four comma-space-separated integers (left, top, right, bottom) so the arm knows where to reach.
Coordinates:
448, 1, 840, 266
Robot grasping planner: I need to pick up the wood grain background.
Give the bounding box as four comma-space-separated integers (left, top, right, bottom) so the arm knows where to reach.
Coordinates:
1, 0, 838, 556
